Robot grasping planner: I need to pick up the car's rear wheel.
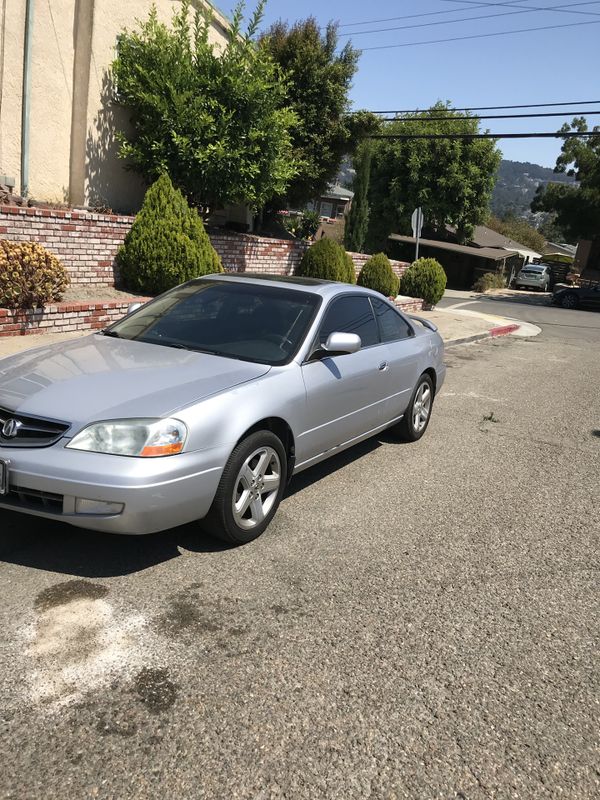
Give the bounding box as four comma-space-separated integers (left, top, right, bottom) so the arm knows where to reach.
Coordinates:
202, 431, 287, 545
561, 292, 579, 309
393, 373, 434, 442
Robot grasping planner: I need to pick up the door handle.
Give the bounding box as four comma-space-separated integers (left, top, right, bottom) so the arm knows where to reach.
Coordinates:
378, 361, 389, 371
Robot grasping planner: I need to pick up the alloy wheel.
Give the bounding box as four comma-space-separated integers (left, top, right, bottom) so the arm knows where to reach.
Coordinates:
413, 382, 432, 433
232, 446, 281, 530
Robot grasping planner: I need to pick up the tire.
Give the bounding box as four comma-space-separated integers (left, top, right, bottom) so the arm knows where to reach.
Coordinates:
202, 431, 287, 545
393, 373, 435, 442
561, 292, 579, 309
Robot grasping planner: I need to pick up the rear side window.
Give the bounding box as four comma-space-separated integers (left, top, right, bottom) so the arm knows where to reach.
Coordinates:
371, 297, 413, 342
319, 296, 379, 348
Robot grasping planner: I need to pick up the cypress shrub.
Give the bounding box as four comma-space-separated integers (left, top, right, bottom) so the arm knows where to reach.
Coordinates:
297, 238, 346, 281
117, 173, 223, 295
400, 258, 447, 306
357, 252, 399, 297
0, 241, 69, 309
341, 251, 357, 284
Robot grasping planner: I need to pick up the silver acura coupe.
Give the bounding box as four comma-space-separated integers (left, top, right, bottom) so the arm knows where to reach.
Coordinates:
0, 274, 445, 544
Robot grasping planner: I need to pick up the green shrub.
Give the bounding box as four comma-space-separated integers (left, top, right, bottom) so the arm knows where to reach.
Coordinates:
341, 252, 357, 284
472, 272, 507, 293
357, 252, 399, 297
0, 241, 69, 309
117, 173, 223, 295
282, 210, 320, 240
297, 237, 346, 281
400, 257, 447, 306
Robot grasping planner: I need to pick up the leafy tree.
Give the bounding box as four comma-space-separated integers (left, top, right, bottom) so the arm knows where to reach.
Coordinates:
117, 173, 223, 295
531, 118, 600, 241
296, 237, 346, 281
357, 253, 398, 297
260, 19, 379, 207
365, 104, 501, 251
344, 142, 372, 253
486, 213, 546, 252
112, 1, 297, 211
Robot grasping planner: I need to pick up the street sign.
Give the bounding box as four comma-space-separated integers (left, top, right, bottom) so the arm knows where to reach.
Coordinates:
411, 207, 424, 238
411, 207, 424, 260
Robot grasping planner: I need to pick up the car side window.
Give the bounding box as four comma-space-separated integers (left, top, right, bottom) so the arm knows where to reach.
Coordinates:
370, 297, 413, 342
318, 296, 379, 348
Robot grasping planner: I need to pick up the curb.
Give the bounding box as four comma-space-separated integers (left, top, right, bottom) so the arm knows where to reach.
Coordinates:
445, 323, 520, 348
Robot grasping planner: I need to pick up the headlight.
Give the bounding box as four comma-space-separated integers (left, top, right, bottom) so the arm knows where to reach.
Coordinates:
66, 418, 187, 457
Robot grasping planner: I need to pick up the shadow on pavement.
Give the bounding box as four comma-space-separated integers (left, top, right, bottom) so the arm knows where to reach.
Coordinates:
0, 511, 229, 578
0, 434, 401, 577
474, 291, 552, 307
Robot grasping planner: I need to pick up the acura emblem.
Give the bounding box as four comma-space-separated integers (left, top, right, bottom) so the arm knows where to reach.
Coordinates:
2, 419, 21, 439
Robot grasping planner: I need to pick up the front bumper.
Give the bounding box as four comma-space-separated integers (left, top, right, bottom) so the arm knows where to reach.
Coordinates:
0, 442, 230, 534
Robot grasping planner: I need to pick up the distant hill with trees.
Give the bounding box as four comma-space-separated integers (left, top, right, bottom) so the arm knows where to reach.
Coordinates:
491, 159, 575, 219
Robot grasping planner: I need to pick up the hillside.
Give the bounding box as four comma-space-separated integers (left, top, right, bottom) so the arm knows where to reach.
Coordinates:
491, 159, 575, 219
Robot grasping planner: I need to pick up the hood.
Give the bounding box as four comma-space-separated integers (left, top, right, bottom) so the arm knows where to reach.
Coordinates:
0, 335, 270, 429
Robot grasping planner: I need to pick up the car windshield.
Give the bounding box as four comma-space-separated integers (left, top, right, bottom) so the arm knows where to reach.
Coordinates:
105, 280, 321, 366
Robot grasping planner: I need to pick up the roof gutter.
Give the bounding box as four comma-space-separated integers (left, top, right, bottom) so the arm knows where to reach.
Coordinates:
20, 0, 34, 197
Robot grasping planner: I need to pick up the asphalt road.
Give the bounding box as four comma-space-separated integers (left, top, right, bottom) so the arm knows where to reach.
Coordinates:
439, 289, 600, 343
0, 313, 599, 798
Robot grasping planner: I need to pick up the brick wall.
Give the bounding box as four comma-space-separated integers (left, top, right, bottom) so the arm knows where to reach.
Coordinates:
0, 206, 131, 286
0, 206, 411, 286
0, 298, 149, 337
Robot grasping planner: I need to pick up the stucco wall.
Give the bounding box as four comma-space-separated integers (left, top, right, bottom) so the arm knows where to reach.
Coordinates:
0, 0, 229, 211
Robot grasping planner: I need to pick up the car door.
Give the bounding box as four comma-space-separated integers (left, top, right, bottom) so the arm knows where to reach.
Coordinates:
585, 286, 600, 308
299, 294, 392, 460
370, 297, 423, 422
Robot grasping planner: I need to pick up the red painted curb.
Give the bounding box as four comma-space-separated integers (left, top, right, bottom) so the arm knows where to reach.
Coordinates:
490, 323, 520, 337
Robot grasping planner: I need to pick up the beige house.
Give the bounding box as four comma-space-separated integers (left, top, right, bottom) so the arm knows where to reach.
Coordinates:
0, 0, 230, 212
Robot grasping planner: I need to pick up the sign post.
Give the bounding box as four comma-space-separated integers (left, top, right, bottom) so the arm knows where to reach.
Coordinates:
411, 207, 424, 261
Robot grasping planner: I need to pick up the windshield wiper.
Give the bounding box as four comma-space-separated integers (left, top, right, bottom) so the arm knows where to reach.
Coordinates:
100, 329, 121, 338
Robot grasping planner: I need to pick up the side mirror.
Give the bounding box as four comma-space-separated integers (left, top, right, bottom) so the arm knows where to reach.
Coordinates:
322, 332, 362, 355
127, 302, 143, 316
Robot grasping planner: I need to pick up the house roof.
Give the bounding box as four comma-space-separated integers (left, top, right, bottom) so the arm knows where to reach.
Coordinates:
389, 235, 519, 261
544, 242, 577, 257
322, 184, 354, 201
447, 224, 541, 256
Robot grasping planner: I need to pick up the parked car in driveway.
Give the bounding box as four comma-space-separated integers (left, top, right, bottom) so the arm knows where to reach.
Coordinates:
514, 263, 551, 292
0, 274, 445, 544
552, 283, 600, 310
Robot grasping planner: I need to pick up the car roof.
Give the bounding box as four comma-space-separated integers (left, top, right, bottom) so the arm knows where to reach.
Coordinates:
200, 272, 371, 298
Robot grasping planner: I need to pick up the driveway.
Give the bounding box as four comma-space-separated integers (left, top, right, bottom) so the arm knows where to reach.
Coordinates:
0, 327, 598, 798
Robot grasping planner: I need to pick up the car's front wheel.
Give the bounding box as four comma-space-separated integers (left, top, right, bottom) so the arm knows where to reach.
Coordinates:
393, 373, 434, 442
561, 292, 579, 309
202, 431, 287, 544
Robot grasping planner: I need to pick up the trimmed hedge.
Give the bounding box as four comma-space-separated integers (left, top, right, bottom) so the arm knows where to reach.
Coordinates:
357, 252, 399, 297
400, 257, 446, 306
341, 252, 357, 284
0, 241, 69, 309
297, 237, 346, 282
118, 173, 223, 295
472, 272, 506, 292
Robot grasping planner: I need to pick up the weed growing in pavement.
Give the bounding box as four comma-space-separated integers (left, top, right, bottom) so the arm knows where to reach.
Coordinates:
482, 411, 500, 423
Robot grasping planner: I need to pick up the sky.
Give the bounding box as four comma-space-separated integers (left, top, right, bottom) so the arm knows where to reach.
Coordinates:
217, 0, 600, 167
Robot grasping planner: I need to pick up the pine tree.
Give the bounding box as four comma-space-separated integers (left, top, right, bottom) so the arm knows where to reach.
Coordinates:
118, 174, 223, 295
345, 143, 372, 253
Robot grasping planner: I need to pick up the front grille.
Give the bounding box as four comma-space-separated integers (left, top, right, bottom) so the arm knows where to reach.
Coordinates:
0, 406, 70, 448
0, 484, 64, 513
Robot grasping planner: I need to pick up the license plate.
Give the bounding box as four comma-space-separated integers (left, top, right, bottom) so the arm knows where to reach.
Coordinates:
0, 459, 9, 495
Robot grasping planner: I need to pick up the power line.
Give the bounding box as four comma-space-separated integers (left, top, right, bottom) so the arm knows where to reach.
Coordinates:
369, 131, 600, 140
347, 100, 600, 114
339, 2, 600, 38
376, 110, 600, 121
360, 18, 600, 50
337, 0, 599, 29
